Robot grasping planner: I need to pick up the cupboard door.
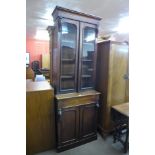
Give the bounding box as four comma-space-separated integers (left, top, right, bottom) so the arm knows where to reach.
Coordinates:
57, 106, 79, 147
125, 46, 129, 102
79, 23, 97, 91
108, 43, 129, 105
79, 103, 97, 138
59, 19, 79, 93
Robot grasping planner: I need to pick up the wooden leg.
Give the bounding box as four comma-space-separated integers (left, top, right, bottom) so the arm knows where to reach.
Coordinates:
124, 128, 129, 153
113, 134, 116, 143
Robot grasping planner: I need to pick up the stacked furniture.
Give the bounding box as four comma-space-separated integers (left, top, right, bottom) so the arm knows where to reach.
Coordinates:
48, 6, 101, 152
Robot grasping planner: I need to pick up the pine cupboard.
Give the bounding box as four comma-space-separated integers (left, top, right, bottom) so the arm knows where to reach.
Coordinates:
26, 80, 55, 155
48, 6, 101, 151
96, 40, 129, 137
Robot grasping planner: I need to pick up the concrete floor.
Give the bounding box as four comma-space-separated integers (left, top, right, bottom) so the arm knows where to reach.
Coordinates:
35, 134, 129, 155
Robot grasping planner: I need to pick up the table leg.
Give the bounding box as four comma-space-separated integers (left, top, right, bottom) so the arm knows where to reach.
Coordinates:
124, 127, 129, 153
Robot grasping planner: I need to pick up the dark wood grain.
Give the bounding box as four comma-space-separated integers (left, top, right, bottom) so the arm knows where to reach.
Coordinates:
48, 6, 101, 152
52, 6, 102, 25
55, 92, 100, 152
52, 19, 60, 92
80, 103, 97, 138
48, 7, 101, 94
47, 26, 55, 84
96, 41, 110, 136
57, 106, 79, 146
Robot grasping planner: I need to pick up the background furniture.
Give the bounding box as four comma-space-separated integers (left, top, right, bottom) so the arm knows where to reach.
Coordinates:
111, 103, 129, 153
26, 80, 55, 155
96, 40, 129, 137
39, 68, 50, 79
26, 52, 30, 67
42, 53, 50, 69
26, 66, 35, 80
41, 53, 50, 79
34, 74, 46, 81
48, 6, 101, 152
31, 60, 41, 75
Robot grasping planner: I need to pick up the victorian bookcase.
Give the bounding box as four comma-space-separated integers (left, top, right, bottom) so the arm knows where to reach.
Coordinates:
48, 6, 101, 152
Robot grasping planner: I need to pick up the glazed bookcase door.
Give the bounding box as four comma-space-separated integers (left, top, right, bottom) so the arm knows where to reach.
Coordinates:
59, 19, 79, 93
79, 23, 97, 91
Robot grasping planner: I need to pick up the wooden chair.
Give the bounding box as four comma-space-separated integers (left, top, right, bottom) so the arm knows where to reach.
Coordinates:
31, 61, 41, 75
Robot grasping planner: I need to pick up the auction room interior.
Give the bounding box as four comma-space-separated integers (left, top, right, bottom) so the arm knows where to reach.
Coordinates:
26, 0, 129, 155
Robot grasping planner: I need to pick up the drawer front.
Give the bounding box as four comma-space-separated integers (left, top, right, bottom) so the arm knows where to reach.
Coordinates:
57, 95, 99, 109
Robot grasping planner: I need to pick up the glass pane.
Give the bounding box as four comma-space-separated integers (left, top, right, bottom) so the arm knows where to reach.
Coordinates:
61, 78, 75, 90
60, 22, 77, 90
81, 27, 96, 89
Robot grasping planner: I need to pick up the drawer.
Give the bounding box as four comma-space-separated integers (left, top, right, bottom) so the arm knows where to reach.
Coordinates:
57, 95, 99, 109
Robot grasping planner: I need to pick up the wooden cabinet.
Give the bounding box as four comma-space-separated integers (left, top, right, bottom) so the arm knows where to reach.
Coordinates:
26, 80, 55, 155
55, 90, 100, 152
96, 40, 129, 137
48, 6, 101, 152
49, 6, 101, 94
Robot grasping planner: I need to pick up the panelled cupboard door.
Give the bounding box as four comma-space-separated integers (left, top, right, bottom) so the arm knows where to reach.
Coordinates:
79, 103, 97, 138
59, 18, 79, 93
108, 43, 129, 106
79, 23, 98, 91
57, 106, 79, 146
